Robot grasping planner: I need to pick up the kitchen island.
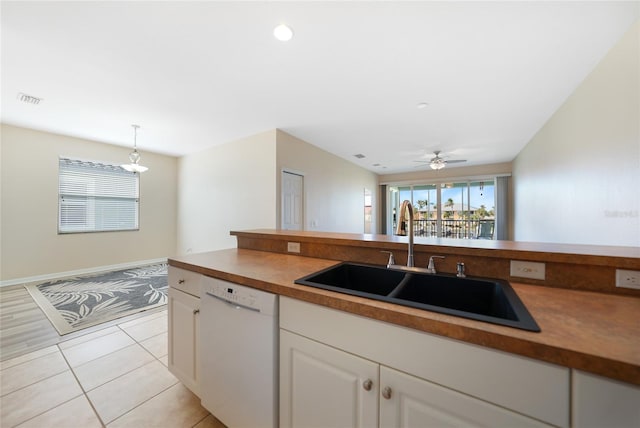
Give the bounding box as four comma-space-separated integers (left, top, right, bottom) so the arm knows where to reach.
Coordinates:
168, 230, 640, 427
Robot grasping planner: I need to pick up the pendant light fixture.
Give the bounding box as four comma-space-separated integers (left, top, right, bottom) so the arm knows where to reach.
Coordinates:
121, 124, 148, 173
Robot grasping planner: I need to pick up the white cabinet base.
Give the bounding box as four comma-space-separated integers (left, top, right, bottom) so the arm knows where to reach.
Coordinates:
281, 330, 551, 428
280, 329, 378, 428
572, 370, 640, 428
380, 366, 549, 428
168, 287, 200, 396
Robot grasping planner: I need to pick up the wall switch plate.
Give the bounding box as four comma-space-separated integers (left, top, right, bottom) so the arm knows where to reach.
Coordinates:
287, 242, 301, 253
510, 260, 546, 280
616, 269, 640, 289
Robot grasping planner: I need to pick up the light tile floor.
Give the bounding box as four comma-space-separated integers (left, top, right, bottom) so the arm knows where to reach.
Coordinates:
0, 309, 225, 428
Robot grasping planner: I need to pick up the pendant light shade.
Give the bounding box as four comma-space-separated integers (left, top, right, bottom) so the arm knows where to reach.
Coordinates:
122, 124, 148, 173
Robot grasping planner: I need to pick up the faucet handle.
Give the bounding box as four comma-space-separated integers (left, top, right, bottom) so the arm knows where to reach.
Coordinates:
381, 251, 396, 268
456, 262, 466, 278
427, 255, 445, 273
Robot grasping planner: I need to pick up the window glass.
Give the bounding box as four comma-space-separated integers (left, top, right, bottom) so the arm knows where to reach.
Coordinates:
388, 178, 500, 240
58, 158, 139, 233
413, 185, 437, 237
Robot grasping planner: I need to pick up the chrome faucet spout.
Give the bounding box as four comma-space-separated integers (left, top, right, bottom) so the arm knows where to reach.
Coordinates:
397, 200, 414, 267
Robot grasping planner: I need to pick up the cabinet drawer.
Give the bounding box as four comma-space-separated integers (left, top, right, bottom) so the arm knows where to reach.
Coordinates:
168, 266, 202, 297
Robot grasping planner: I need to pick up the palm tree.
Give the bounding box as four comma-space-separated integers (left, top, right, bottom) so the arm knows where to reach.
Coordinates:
443, 198, 454, 219
476, 205, 489, 219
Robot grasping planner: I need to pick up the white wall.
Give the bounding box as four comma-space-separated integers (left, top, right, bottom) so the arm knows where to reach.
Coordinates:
177, 130, 277, 254
276, 130, 379, 234
0, 124, 178, 282
512, 21, 639, 246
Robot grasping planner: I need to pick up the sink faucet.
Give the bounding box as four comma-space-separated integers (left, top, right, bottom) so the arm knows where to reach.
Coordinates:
396, 200, 414, 267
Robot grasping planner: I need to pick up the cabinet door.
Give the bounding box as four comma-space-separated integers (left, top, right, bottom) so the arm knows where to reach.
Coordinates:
379, 366, 550, 428
572, 370, 640, 428
280, 330, 379, 428
168, 287, 200, 396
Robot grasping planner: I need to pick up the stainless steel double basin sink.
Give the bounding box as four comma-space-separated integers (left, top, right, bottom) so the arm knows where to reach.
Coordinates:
295, 262, 540, 332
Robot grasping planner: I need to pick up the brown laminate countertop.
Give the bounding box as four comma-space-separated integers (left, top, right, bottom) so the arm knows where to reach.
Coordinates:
232, 229, 640, 267
169, 248, 640, 386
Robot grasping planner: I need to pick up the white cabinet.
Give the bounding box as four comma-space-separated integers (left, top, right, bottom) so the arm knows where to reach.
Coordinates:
281, 329, 549, 428
168, 265, 202, 296
167, 267, 201, 396
572, 370, 640, 428
280, 329, 378, 428
379, 366, 547, 428
280, 296, 567, 428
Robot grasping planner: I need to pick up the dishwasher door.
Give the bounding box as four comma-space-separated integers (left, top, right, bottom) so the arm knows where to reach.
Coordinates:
199, 276, 278, 428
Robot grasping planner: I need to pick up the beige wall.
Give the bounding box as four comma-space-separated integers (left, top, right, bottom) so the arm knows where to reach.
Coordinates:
276, 130, 379, 234
176, 129, 379, 255
0, 124, 178, 282
512, 21, 639, 246
177, 130, 278, 254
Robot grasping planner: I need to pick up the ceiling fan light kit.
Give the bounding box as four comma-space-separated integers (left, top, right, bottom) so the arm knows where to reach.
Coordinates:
121, 124, 148, 173
430, 159, 446, 170
414, 150, 467, 170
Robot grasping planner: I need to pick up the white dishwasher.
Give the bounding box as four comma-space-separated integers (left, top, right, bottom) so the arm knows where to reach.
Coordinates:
200, 276, 278, 428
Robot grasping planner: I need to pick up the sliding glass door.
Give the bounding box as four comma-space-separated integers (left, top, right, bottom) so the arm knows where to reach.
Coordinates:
388, 179, 497, 240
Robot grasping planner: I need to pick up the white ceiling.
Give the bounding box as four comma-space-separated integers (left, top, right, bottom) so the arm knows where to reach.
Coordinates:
2, 1, 638, 173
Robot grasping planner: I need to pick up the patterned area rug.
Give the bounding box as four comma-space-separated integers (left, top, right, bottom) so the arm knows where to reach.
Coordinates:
25, 263, 168, 335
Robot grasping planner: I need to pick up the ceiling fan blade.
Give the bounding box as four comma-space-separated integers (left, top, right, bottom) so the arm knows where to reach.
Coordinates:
445, 159, 467, 164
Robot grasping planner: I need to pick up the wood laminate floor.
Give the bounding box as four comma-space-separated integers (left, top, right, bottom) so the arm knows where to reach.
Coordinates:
0, 284, 62, 362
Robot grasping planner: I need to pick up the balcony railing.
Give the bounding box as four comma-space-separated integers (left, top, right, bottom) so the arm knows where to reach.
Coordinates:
394, 219, 495, 239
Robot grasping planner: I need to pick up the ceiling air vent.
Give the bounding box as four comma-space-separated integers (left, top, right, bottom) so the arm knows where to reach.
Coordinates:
17, 92, 43, 105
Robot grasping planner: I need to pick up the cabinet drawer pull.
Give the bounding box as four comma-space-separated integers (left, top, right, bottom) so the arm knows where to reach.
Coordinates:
362, 379, 373, 391
382, 386, 392, 400
178, 279, 185, 284
193, 309, 200, 315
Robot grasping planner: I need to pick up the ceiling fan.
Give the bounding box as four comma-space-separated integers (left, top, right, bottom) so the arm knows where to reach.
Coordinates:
415, 151, 467, 170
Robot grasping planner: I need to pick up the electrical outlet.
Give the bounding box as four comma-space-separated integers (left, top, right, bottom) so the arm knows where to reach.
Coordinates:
616, 269, 640, 289
287, 242, 301, 253
510, 260, 546, 280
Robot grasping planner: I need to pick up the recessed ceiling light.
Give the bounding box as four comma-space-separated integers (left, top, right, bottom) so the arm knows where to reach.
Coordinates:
273, 24, 293, 41
416, 102, 429, 109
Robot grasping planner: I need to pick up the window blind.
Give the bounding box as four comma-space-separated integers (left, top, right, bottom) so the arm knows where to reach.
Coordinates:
58, 158, 139, 233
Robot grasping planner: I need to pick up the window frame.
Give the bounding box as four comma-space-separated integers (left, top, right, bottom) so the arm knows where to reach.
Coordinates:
385, 175, 507, 240
58, 157, 140, 234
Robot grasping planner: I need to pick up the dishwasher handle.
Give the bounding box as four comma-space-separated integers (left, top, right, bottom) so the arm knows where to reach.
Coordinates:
205, 291, 261, 313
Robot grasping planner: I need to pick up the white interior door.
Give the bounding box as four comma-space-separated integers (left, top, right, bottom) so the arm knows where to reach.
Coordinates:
282, 171, 303, 230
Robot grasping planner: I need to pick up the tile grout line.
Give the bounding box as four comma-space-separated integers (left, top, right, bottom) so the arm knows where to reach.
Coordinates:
88, 322, 176, 427
5, 345, 105, 428
103, 379, 180, 426
56, 342, 108, 428
0, 349, 68, 398
1, 309, 171, 428
191, 413, 212, 428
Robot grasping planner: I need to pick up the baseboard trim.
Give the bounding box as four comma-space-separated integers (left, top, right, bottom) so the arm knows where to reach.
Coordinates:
0, 258, 168, 288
